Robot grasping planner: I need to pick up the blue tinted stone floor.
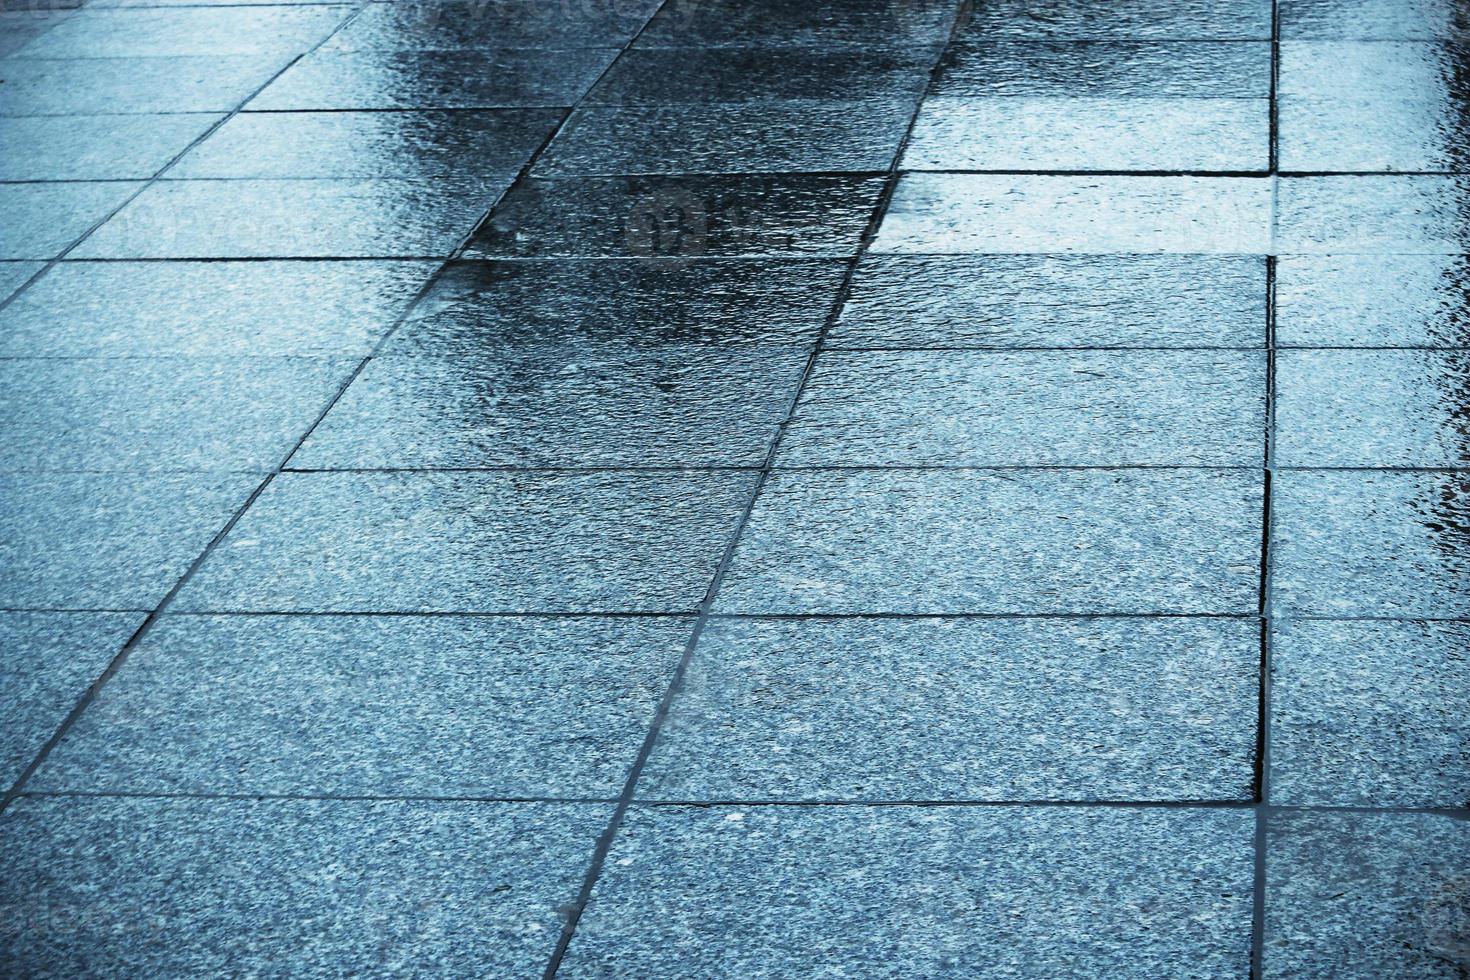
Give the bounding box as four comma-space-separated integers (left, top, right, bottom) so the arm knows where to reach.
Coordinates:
1, 0, 1468, 976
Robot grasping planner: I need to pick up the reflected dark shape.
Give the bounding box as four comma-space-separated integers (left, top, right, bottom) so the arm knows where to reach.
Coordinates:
173, 471, 757, 613
833, 254, 1266, 348
538, 100, 916, 175
1275, 349, 1470, 465
715, 469, 1262, 615
327, 0, 660, 51
250, 47, 618, 110
467, 175, 885, 257
1277, 255, 1470, 346
293, 344, 808, 467
641, 617, 1260, 801
586, 46, 939, 105
0, 357, 352, 471
0, 260, 434, 356
904, 96, 1268, 171
932, 39, 1270, 98
0, 472, 256, 608
71, 177, 511, 259
563, 807, 1253, 978
1264, 811, 1470, 976
959, 0, 1271, 39
172, 109, 561, 179
389, 258, 844, 353
639, 0, 960, 47
776, 349, 1266, 466
32, 615, 689, 797
1274, 470, 1470, 616
1269, 619, 1470, 807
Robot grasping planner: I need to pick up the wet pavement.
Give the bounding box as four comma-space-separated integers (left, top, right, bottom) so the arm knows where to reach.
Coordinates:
0, 0, 1468, 976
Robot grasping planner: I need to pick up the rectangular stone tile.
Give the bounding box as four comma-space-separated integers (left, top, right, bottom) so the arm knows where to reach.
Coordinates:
173, 109, 560, 179
903, 97, 1268, 172
36, 614, 689, 797
565, 806, 1254, 977
465, 176, 884, 258
1281, 0, 1470, 39
0, 182, 140, 260
1280, 40, 1465, 102
1265, 810, 1470, 978
0, 797, 608, 976
0, 260, 435, 357
72, 178, 508, 259
0, 55, 293, 115
0, 472, 256, 609
932, 40, 1271, 99
0, 114, 218, 180
1273, 469, 1470, 617
0, 612, 140, 788
326, 0, 661, 50
387, 259, 844, 355
175, 470, 754, 612
11, 5, 349, 57
536, 100, 915, 176
638, 0, 960, 48
0, 262, 41, 303
716, 468, 1262, 615
644, 616, 1259, 802
1280, 96, 1470, 173
832, 254, 1266, 349
249, 48, 618, 110
777, 349, 1265, 466
1271, 619, 1470, 807
1276, 255, 1470, 347
293, 346, 806, 468
1275, 349, 1470, 466
960, 0, 1272, 39
0, 357, 352, 472
585, 47, 938, 105
873, 174, 1273, 254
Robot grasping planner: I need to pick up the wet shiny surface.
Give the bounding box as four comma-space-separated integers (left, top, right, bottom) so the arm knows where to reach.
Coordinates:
73, 178, 511, 258
642, 617, 1259, 801
0, 357, 352, 472
294, 346, 806, 467
1273, 470, 1470, 617
3, 0, 1469, 974
0, 261, 435, 356
0, 113, 218, 180
904, 97, 1268, 171
1276, 255, 1470, 346
932, 41, 1271, 98
874, 174, 1273, 253
833, 254, 1266, 348
175, 471, 756, 613
586, 47, 939, 104
716, 469, 1262, 615
778, 350, 1265, 466
35, 615, 688, 797
467, 175, 885, 257
173, 109, 560, 179
1275, 349, 1470, 466
538, 100, 916, 175
388, 258, 843, 354
250, 48, 619, 110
